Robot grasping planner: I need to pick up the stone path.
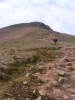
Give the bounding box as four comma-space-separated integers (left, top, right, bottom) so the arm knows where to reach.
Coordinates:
34, 45, 75, 100
2, 44, 75, 100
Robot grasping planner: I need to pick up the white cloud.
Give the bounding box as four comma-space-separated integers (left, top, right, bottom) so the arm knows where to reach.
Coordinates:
0, 0, 75, 35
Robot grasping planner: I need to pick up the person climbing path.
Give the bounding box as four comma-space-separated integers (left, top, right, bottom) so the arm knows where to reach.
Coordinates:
53, 38, 58, 45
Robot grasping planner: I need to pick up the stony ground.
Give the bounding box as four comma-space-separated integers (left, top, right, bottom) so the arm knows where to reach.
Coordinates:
35, 44, 75, 100
0, 43, 75, 100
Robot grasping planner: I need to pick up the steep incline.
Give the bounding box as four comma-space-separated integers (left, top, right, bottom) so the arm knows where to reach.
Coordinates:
0, 22, 52, 43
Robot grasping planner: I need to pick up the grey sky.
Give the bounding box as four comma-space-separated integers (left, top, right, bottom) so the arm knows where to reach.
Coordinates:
0, 0, 75, 35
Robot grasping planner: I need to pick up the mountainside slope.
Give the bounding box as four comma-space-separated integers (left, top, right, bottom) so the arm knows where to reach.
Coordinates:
0, 22, 75, 100
0, 22, 52, 43
0, 22, 75, 73
0, 22, 75, 44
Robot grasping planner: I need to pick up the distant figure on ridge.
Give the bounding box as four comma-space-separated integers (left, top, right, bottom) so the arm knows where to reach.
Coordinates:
49, 34, 58, 45
53, 38, 58, 45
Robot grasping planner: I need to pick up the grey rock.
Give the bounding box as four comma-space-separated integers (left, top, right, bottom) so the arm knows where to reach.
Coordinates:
26, 73, 30, 77
26, 98, 30, 100
63, 84, 71, 88
58, 77, 68, 84
58, 70, 66, 76
67, 62, 72, 66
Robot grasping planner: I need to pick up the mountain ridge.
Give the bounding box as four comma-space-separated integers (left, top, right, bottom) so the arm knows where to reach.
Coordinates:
0, 22, 75, 44
0, 22, 52, 31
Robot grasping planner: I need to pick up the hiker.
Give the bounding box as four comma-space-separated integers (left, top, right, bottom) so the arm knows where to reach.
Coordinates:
53, 38, 58, 45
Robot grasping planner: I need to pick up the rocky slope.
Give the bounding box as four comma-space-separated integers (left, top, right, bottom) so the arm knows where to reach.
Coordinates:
0, 44, 75, 100
0, 22, 52, 43
0, 22, 75, 100
0, 22, 75, 43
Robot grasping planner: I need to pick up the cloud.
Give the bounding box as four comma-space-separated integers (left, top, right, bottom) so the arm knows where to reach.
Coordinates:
0, 0, 75, 35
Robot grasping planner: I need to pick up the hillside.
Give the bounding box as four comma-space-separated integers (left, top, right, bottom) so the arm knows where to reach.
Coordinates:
0, 22, 52, 43
0, 22, 75, 44
0, 22, 75, 100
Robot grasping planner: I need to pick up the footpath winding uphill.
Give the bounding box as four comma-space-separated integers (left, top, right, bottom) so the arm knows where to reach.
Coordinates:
34, 44, 75, 100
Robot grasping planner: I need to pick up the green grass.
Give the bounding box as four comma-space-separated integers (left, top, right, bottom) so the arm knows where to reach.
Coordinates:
0, 46, 62, 82
14, 76, 30, 83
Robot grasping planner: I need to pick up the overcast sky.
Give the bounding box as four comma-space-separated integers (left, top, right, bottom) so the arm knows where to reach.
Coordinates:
0, 0, 75, 35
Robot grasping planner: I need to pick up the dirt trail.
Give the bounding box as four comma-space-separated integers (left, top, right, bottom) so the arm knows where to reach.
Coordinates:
35, 44, 75, 100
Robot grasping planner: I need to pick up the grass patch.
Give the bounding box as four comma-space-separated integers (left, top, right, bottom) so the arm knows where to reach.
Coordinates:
26, 46, 61, 52
14, 76, 30, 83
1, 46, 62, 81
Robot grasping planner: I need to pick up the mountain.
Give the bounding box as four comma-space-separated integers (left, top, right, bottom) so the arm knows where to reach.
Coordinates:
0, 22, 75, 67
0, 22, 52, 43
0, 22, 75, 100
0, 22, 75, 44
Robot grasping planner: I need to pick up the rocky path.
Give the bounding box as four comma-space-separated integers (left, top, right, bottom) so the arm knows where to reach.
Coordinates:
34, 45, 75, 100
2, 44, 75, 100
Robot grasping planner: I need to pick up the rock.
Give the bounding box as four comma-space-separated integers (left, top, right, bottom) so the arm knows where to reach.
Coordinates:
23, 81, 28, 85
58, 77, 68, 84
63, 84, 71, 88
26, 73, 30, 77
39, 61, 44, 65
63, 95, 69, 100
33, 89, 40, 98
35, 73, 39, 75
36, 96, 41, 100
58, 70, 66, 76
39, 90, 46, 96
58, 77, 64, 84
11, 98, 15, 100
67, 62, 72, 66
59, 64, 66, 68
52, 81, 58, 87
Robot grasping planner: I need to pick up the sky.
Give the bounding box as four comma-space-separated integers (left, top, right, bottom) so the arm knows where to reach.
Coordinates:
0, 0, 75, 35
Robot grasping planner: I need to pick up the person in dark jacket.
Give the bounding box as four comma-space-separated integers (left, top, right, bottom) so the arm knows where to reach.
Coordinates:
53, 38, 58, 45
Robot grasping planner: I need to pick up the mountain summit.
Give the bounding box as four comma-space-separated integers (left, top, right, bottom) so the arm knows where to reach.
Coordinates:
0, 22, 53, 43
0, 22, 75, 43
4, 22, 52, 30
